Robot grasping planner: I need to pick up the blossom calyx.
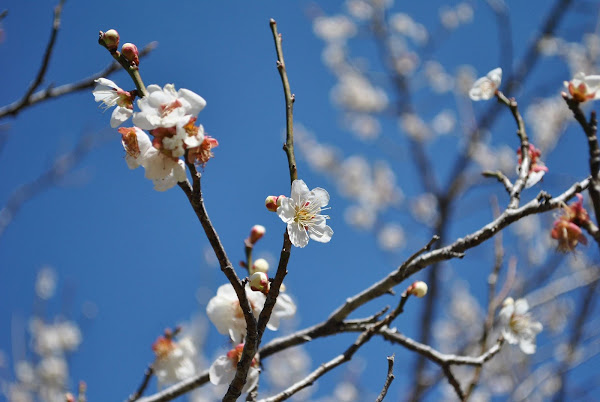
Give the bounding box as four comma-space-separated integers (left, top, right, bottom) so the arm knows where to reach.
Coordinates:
248, 225, 266, 245
265, 195, 284, 212
99, 29, 119, 52
121, 43, 139, 66
249, 272, 270, 295
250, 258, 269, 275
550, 194, 590, 253
407, 281, 428, 298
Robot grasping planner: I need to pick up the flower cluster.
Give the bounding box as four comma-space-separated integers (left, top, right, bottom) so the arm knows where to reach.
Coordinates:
94, 79, 218, 191
517, 143, 548, 188
551, 193, 590, 252
499, 298, 543, 354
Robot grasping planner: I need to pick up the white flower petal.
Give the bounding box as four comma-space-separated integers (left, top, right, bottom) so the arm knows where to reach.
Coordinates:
209, 356, 235, 385
288, 222, 310, 248
310, 187, 330, 207
291, 179, 310, 204
308, 224, 334, 243
110, 107, 133, 128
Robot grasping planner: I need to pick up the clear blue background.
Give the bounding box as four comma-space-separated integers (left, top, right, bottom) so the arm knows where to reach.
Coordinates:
1, 1, 598, 401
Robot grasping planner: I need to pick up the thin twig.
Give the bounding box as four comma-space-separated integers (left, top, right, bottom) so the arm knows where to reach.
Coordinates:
375, 355, 395, 402
464, 196, 504, 399
128, 364, 154, 402
23, 0, 66, 104
496, 91, 530, 209
482, 171, 513, 195
259, 295, 411, 402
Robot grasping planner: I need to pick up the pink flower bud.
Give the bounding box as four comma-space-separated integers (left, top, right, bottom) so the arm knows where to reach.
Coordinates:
99, 29, 119, 52
121, 43, 139, 66
249, 225, 266, 244
407, 281, 428, 298
250, 258, 269, 275
249, 272, 270, 295
265, 195, 285, 212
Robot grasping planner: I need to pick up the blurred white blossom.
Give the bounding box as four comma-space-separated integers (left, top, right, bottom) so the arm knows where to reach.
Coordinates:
499, 298, 543, 354
313, 15, 357, 43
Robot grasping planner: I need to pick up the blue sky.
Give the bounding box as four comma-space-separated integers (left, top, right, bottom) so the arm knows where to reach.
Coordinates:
1, 1, 599, 401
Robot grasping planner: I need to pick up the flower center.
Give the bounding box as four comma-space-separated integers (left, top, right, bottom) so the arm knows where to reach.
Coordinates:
159, 99, 183, 117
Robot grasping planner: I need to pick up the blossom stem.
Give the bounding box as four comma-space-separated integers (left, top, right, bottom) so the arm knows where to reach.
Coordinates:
496, 91, 530, 209
99, 44, 148, 97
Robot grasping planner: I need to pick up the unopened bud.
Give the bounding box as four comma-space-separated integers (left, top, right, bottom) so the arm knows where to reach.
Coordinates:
99, 29, 120, 52
407, 281, 428, 298
121, 43, 139, 66
249, 272, 270, 295
249, 225, 266, 244
265, 195, 284, 212
502, 297, 514, 307
250, 258, 269, 275
65, 393, 76, 402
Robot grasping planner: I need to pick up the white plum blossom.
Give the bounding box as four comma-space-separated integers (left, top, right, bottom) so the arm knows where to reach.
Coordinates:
132, 83, 206, 130
206, 284, 296, 343
152, 336, 197, 387
469, 67, 502, 101
119, 127, 187, 191
564, 72, 600, 102
499, 298, 543, 354
277, 179, 334, 248
93, 78, 134, 128
209, 344, 259, 394
206, 284, 264, 343
266, 292, 296, 331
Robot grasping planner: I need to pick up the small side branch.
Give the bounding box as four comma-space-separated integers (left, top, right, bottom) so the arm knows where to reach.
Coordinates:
375, 355, 395, 402
128, 364, 154, 402
496, 91, 530, 209
482, 171, 513, 195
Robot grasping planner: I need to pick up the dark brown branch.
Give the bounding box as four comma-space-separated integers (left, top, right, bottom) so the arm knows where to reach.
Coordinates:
0, 42, 156, 119
177, 159, 257, 401
442, 365, 465, 401
327, 178, 589, 324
